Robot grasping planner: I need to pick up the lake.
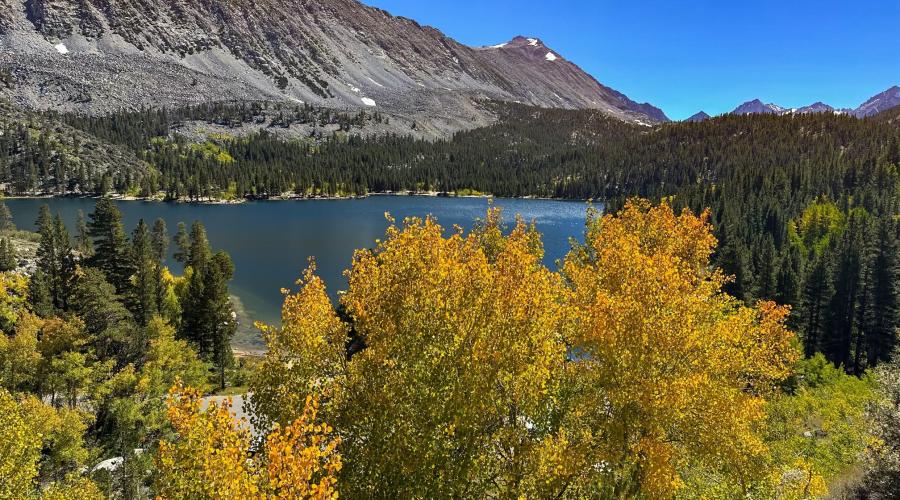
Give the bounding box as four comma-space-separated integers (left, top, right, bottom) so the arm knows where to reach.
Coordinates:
4, 196, 590, 349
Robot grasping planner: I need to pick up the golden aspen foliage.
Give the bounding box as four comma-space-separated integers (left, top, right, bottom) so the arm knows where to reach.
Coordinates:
252, 208, 569, 497
247, 201, 808, 498
0, 388, 100, 500
157, 268, 184, 326
0, 312, 42, 391
0, 271, 28, 332
18, 395, 93, 481
36, 316, 89, 360
155, 382, 340, 499
560, 199, 800, 497
262, 395, 342, 499
250, 262, 348, 432
155, 383, 261, 499
0, 388, 41, 499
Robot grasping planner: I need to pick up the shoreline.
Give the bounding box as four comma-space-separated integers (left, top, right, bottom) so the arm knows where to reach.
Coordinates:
2, 191, 593, 204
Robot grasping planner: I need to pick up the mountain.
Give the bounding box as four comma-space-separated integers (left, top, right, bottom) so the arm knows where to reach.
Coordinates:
853, 86, 900, 118
727, 87, 899, 119
685, 111, 710, 122
732, 99, 788, 115
796, 102, 835, 114
0, 0, 667, 135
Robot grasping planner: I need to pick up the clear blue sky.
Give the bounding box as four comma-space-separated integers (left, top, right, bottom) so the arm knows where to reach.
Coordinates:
362, 0, 899, 120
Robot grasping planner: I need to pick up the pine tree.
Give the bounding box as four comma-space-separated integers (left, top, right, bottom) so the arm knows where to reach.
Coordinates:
0, 201, 14, 232
824, 211, 869, 371
800, 252, 834, 357
173, 222, 189, 264
151, 218, 168, 262
180, 222, 212, 348
99, 174, 112, 197
203, 252, 236, 390
187, 222, 211, 271
87, 198, 133, 294
52, 214, 76, 310
717, 223, 750, 302
181, 263, 205, 348
866, 217, 899, 367
176, 221, 235, 388
0, 237, 16, 271
70, 267, 137, 363
75, 209, 92, 257
31, 206, 75, 313
130, 219, 159, 326
29, 269, 54, 318
151, 218, 170, 315
775, 245, 804, 311
754, 235, 778, 300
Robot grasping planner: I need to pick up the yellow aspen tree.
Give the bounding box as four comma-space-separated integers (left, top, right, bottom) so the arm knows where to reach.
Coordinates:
251, 209, 569, 497
263, 395, 342, 499
0, 389, 100, 500
155, 383, 262, 499
561, 199, 799, 498
0, 388, 41, 499
250, 262, 348, 433
156, 383, 340, 499
0, 312, 41, 391
0, 271, 29, 332
339, 211, 568, 497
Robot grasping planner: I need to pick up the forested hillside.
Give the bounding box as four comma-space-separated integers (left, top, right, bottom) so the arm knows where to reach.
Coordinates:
4, 100, 897, 376
0, 101, 147, 195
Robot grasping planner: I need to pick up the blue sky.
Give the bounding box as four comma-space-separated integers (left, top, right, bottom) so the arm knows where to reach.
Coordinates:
363, 0, 899, 120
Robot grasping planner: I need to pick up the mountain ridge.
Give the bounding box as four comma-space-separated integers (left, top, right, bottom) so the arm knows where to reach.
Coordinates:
0, 0, 668, 135
729, 87, 899, 118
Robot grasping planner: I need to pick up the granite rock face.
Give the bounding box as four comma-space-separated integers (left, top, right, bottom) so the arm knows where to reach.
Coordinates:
0, 0, 668, 135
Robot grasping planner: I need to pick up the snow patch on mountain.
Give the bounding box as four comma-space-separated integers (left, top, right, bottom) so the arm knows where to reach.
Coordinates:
545, 52, 558, 61
360, 97, 376, 106
54, 43, 69, 54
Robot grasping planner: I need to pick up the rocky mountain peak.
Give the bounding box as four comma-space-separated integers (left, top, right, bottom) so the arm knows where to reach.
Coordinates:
480, 35, 563, 62
796, 102, 835, 114
0, 0, 668, 135
854, 85, 900, 118
733, 99, 787, 115
685, 111, 710, 122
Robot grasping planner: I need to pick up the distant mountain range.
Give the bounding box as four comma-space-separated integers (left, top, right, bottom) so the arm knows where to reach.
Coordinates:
687, 86, 900, 121
0, 0, 667, 136
0, 0, 894, 134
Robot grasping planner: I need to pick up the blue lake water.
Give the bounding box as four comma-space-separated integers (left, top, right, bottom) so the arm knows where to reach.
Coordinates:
5, 197, 590, 346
